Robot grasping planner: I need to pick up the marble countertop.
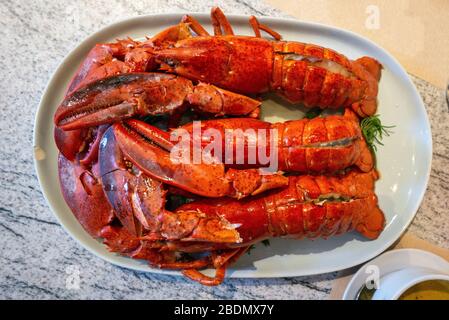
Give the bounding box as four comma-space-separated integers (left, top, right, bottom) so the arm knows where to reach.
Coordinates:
1, 0, 448, 299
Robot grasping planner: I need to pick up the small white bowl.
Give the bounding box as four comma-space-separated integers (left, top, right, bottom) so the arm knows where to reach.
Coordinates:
372, 267, 449, 300
343, 248, 449, 300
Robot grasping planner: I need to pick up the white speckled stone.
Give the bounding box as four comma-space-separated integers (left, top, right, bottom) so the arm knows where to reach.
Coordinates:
0, 0, 447, 300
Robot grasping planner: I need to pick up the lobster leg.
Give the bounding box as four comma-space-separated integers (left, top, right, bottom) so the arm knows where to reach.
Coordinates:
211, 7, 234, 35
100, 225, 141, 254
181, 15, 210, 36
148, 13, 210, 48
249, 15, 282, 40
183, 264, 227, 286
149, 22, 194, 48
183, 246, 249, 286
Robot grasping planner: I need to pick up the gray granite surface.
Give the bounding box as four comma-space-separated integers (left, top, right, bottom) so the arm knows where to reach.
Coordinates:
0, 0, 448, 299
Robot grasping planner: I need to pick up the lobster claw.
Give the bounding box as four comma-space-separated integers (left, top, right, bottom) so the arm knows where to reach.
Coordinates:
98, 126, 243, 244
54, 73, 261, 131
54, 127, 87, 162
54, 125, 110, 166
58, 154, 114, 237
99, 126, 167, 235
55, 73, 183, 131
113, 119, 288, 198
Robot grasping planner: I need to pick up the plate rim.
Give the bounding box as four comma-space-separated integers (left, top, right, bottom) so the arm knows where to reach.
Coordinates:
33, 12, 433, 278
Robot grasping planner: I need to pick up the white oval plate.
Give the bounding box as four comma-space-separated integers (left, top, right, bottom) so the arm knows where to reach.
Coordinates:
34, 13, 432, 278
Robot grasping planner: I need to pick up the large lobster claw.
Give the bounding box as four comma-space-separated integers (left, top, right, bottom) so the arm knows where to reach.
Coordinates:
98, 126, 243, 244
54, 73, 261, 131
58, 154, 114, 237
112, 119, 288, 198
54, 40, 134, 164
98, 127, 165, 235
55, 125, 110, 165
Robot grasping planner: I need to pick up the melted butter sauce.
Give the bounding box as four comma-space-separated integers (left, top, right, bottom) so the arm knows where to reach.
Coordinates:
398, 280, 449, 300
357, 280, 449, 300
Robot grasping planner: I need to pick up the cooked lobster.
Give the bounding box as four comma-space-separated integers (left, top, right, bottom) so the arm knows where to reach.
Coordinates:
56, 7, 382, 119
177, 169, 384, 284
60, 151, 384, 286
95, 127, 384, 284
108, 110, 374, 199
53, 7, 386, 286
149, 7, 382, 117
166, 109, 374, 173
81, 118, 384, 285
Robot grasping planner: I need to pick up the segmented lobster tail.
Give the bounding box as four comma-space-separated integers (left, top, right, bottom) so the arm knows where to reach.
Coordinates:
175, 110, 374, 173
152, 8, 382, 117
350, 57, 382, 117
177, 169, 385, 241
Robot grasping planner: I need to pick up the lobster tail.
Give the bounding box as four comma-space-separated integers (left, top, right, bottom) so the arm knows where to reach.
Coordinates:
152, 8, 382, 118
343, 108, 375, 172
350, 57, 382, 117
355, 195, 385, 239
177, 169, 385, 242
355, 56, 383, 82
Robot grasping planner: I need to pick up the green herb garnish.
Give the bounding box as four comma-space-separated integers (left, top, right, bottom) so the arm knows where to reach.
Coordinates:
357, 284, 377, 300
166, 195, 193, 211
246, 245, 256, 255
142, 114, 164, 124
360, 114, 394, 152
247, 240, 270, 255
304, 108, 322, 119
